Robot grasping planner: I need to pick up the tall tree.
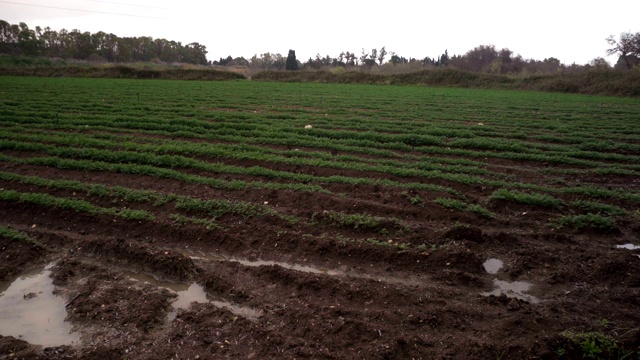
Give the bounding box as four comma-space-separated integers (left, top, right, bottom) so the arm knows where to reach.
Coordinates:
441, 50, 449, 66
377, 46, 387, 65
286, 49, 298, 70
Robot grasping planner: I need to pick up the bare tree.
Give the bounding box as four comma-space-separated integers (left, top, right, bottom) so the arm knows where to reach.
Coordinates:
377, 46, 387, 65
606, 32, 640, 70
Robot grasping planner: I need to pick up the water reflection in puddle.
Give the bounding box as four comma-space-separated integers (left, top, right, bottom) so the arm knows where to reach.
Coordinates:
483, 259, 503, 274
184, 249, 419, 286
481, 279, 540, 304
187, 252, 341, 276
125, 272, 261, 321
616, 244, 640, 250
233, 258, 343, 276
0, 263, 80, 346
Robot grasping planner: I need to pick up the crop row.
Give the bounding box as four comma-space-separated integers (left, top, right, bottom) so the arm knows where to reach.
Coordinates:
3, 134, 640, 208
3, 107, 639, 171
0, 171, 417, 234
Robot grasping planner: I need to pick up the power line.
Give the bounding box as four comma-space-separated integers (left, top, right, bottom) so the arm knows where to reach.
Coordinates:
81, 0, 167, 10
0, 0, 166, 19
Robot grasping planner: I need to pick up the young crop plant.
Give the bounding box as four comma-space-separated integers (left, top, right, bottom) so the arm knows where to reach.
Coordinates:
551, 214, 618, 233
169, 214, 221, 230
0, 226, 45, 248
312, 210, 405, 231
435, 198, 494, 218
175, 197, 268, 219
401, 191, 424, 205
1, 154, 330, 194
488, 189, 564, 209
0, 170, 173, 205
571, 200, 627, 217
557, 331, 637, 360
0, 189, 155, 221
316, 210, 380, 230
465, 204, 494, 218
435, 197, 466, 211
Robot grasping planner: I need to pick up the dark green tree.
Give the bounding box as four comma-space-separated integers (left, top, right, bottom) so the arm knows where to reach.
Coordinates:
286, 49, 298, 70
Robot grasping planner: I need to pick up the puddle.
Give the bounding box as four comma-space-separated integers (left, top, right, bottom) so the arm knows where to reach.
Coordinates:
183, 248, 421, 286
616, 244, 640, 250
125, 271, 261, 321
185, 250, 341, 276
230, 258, 343, 276
483, 259, 503, 274
0, 263, 80, 346
481, 279, 540, 304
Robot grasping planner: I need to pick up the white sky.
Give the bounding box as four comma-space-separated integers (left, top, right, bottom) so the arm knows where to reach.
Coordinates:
1, 0, 638, 65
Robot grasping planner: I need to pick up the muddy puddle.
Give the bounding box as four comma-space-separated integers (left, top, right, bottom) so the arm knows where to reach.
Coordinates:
181, 247, 420, 286
481, 279, 540, 304
0, 263, 80, 346
185, 250, 342, 276
483, 258, 503, 274
480, 258, 539, 303
124, 271, 262, 321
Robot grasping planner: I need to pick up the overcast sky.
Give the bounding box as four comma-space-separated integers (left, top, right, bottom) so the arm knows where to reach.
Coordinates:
1, 0, 638, 65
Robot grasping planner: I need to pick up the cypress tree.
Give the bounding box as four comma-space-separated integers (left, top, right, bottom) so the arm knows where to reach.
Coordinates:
286, 49, 299, 70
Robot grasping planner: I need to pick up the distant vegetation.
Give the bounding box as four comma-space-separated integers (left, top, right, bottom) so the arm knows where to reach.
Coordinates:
0, 19, 208, 64
0, 61, 244, 81
1, 19, 639, 96
252, 68, 640, 97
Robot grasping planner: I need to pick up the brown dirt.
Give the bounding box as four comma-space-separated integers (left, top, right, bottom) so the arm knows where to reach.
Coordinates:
1, 150, 640, 359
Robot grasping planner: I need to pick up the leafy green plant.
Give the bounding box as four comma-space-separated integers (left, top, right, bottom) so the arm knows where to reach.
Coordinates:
557, 331, 635, 360
581, 339, 602, 359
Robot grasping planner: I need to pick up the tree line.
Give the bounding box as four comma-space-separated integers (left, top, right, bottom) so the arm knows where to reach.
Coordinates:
1, 20, 638, 75
0, 20, 208, 65
213, 33, 639, 75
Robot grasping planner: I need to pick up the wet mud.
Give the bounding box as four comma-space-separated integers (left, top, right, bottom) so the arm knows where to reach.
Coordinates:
1, 158, 640, 359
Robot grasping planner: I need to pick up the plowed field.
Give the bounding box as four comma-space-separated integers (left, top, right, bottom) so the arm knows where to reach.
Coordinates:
1, 76, 640, 359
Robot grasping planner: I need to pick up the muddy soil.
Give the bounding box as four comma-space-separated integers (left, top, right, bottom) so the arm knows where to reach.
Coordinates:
1, 153, 640, 359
